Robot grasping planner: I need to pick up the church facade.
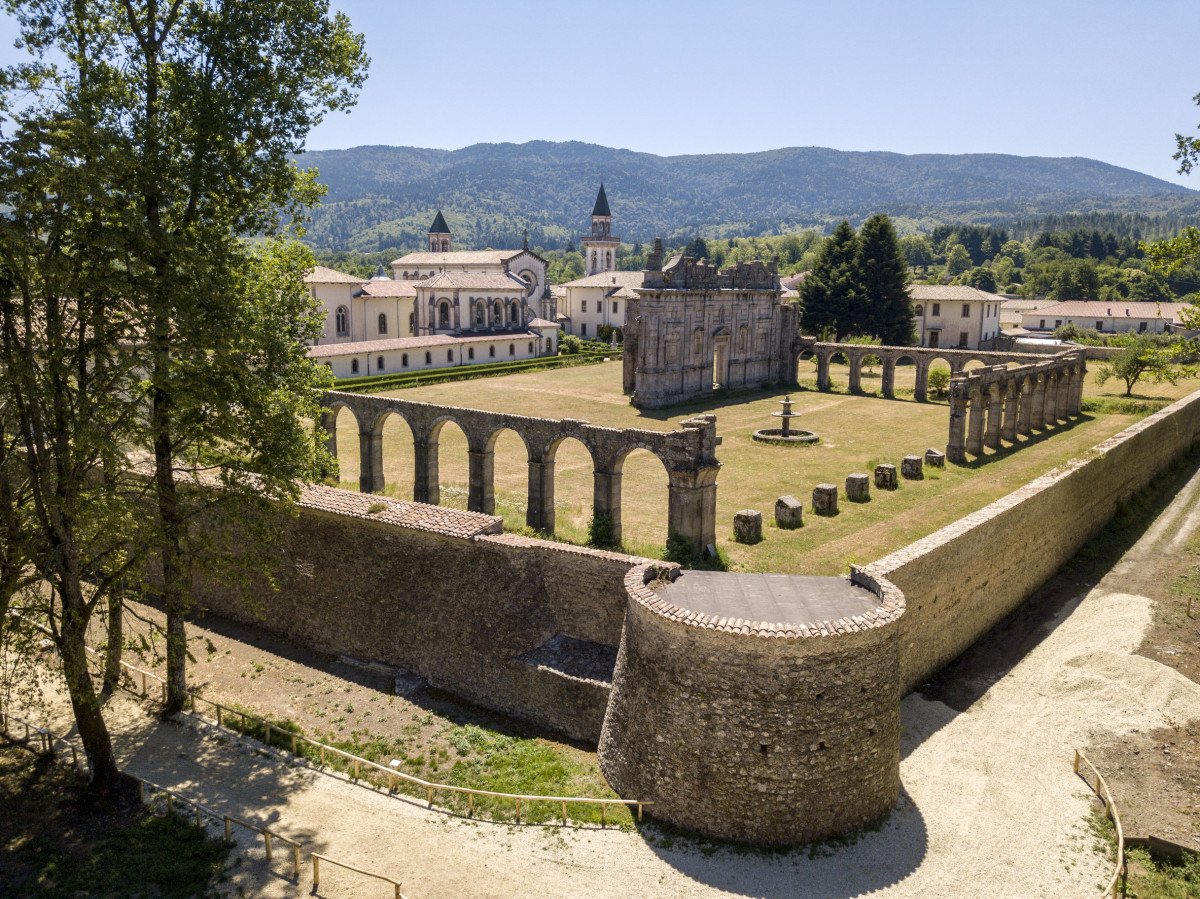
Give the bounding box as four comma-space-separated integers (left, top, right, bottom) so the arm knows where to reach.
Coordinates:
622, 240, 801, 409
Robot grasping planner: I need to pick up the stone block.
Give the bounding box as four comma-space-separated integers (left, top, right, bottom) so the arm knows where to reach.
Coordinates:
901, 455, 924, 480
733, 509, 763, 544
812, 483, 838, 516
874, 464, 897, 490
846, 473, 870, 503
925, 448, 946, 468
774, 495, 803, 529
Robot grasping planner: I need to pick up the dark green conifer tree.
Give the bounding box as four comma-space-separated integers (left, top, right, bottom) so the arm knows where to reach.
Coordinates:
857, 214, 915, 345
799, 221, 861, 339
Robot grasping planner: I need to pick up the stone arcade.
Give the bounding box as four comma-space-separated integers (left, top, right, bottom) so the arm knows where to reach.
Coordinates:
622, 241, 802, 409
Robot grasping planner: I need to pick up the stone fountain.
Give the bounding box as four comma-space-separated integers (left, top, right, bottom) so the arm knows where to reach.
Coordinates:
752, 395, 820, 445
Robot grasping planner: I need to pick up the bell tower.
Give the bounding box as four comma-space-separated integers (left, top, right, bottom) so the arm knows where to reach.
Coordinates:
428, 210, 451, 253
582, 184, 619, 275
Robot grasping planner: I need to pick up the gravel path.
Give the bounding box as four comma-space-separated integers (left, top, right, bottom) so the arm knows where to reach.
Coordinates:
23, 466, 1200, 897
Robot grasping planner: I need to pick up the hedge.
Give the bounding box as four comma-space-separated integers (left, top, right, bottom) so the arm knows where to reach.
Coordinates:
332, 350, 622, 394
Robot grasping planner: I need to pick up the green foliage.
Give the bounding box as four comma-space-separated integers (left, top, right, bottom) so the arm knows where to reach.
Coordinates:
960, 265, 997, 292
1096, 334, 1194, 396
559, 334, 583, 355
587, 513, 617, 549
944, 242, 972, 277
1174, 90, 1200, 175
801, 221, 861, 338
857, 213, 915, 345
663, 537, 728, 571
926, 367, 951, 398
333, 351, 616, 394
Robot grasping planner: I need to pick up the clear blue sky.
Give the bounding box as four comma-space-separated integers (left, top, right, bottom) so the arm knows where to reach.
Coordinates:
3, 0, 1199, 185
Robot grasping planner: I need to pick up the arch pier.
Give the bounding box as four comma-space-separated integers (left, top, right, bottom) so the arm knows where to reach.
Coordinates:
318, 390, 721, 554
946, 353, 1086, 463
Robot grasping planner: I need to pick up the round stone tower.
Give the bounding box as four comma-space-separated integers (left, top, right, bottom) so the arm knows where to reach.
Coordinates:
598, 564, 904, 845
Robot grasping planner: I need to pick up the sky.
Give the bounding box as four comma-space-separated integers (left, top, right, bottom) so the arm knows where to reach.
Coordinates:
2, 0, 1199, 185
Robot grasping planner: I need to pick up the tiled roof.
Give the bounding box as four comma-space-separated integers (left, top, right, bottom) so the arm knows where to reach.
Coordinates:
390, 250, 524, 267
299, 484, 501, 539
428, 210, 451, 234
562, 270, 646, 289
527, 317, 561, 329
592, 184, 611, 217
1027, 300, 1187, 321
780, 271, 810, 290
908, 284, 1004, 303
420, 271, 528, 291
1001, 299, 1056, 311
357, 279, 417, 298
307, 330, 541, 358
305, 266, 365, 285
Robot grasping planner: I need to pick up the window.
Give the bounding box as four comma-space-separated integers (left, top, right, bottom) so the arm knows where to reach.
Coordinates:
489, 345, 496, 357
335, 305, 349, 336
1039, 319, 1046, 329
468, 347, 475, 360
409, 312, 415, 333
606, 250, 612, 268
438, 302, 450, 327
932, 303, 940, 316
402, 353, 409, 367
377, 356, 384, 370
447, 349, 453, 361
475, 304, 485, 326
350, 358, 359, 374
509, 343, 515, 356
961, 304, 970, 317
510, 301, 519, 322
1054, 320, 1062, 328
915, 305, 924, 316
958, 331, 968, 347
378, 313, 387, 335
693, 330, 703, 355
1138, 321, 1147, 332
527, 341, 533, 352
581, 300, 587, 313
1096, 321, 1104, 330
425, 351, 431, 364
581, 323, 587, 336
612, 301, 618, 314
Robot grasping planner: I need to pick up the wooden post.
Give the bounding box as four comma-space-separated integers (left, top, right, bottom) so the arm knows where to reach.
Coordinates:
312, 854, 320, 889
468, 793, 474, 817
561, 801, 567, 825
426, 785, 433, 808
601, 804, 606, 828
160, 681, 166, 704
195, 807, 203, 828
353, 757, 360, 780
291, 733, 297, 755
1073, 749, 1080, 774
224, 816, 232, 842
292, 844, 301, 880
265, 722, 272, 748
320, 745, 325, 767
395, 883, 401, 899
141, 671, 147, 696
217, 705, 223, 728
515, 798, 521, 823
263, 830, 272, 862
167, 792, 174, 814
637, 802, 644, 822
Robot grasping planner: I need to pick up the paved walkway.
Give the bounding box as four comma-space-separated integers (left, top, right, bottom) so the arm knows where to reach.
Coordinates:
24, 464, 1200, 897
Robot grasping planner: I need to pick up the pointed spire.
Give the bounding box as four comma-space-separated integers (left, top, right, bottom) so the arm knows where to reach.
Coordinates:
428, 210, 450, 234
372, 263, 389, 280
592, 184, 611, 218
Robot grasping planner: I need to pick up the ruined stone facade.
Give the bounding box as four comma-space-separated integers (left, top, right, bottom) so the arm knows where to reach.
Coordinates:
622, 243, 801, 408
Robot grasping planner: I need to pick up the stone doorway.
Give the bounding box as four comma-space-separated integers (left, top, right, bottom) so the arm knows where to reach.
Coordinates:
713, 336, 730, 389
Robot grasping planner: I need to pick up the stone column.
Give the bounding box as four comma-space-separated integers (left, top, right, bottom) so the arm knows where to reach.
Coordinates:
358, 429, 384, 494
816, 352, 831, 391
848, 354, 862, 394
984, 383, 1003, 449
413, 438, 439, 505
1046, 372, 1062, 424
467, 449, 495, 514
966, 389, 986, 457
667, 465, 720, 555
1030, 374, 1046, 430
881, 357, 896, 399
946, 380, 968, 464
1001, 380, 1018, 443
593, 468, 623, 546
914, 360, 929, 403
526, 458, 555, 532
1017, 377, 1034, 436
1057, 370, 1072, 421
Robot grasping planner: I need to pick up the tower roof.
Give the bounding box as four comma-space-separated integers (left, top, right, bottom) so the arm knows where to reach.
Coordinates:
592, 184, 611, 218
428, 210, 451, 234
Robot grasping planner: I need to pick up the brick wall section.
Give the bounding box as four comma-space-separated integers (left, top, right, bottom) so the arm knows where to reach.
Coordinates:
193, 490, 649, 742
860, 387, 1200, 693
598, 564, 902, 845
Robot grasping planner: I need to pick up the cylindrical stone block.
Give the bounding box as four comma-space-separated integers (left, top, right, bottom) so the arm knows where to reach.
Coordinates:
874, 464, 897, 490
775, 496, 803, 529
924, 448, 946, 469
846, 473, 870, 503
901, 455, 924, 480
733, 509, 763, 544
813, 483, 838, 516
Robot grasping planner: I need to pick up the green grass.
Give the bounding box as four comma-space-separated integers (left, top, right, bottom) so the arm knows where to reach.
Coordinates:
0, 748, 230, 898
330, 358, 1200, 575
1125, 848, 1200, 898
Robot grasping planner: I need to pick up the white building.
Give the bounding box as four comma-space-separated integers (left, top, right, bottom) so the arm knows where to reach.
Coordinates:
306, 213, 559, 378
909, 284, 1004, 350
1020, 300, 1186, 335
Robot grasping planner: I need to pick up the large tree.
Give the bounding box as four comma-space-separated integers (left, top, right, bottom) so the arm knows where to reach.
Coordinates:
800, 221, 861, 340
856, 213, 914, 345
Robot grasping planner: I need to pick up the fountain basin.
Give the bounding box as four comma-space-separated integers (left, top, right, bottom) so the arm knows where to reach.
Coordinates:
752, 427, 820, 445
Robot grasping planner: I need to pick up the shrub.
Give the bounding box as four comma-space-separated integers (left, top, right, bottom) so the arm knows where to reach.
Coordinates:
927, 367, 951, 398
587, 513, 617, 548
559, 334, 582, 355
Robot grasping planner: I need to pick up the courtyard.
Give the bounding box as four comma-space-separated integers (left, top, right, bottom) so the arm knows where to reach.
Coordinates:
328, 357, 1200, 574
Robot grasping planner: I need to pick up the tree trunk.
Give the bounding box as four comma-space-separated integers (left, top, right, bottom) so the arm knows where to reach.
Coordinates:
101, 586, 123, 696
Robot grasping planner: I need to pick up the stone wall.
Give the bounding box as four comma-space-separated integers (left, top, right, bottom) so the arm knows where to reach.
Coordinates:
860, 387, 1200, 692
193, 485, 648, 743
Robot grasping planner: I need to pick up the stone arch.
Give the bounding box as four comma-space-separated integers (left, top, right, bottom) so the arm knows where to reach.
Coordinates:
612, 446, 671, 552
538, 434, 599, 541
369, 409, 416, 500
470, 425, 531, 517
883, 352, 918, 400
421, 416, 471, 509
321, 402, 365, 491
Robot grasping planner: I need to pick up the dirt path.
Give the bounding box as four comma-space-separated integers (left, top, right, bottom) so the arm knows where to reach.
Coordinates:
21, 463, 1200, 897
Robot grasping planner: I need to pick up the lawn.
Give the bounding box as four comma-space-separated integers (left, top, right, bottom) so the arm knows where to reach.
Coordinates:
329, 358, 1200, 575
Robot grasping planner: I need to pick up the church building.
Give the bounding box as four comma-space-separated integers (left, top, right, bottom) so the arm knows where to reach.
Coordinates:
558, 185, 643, 339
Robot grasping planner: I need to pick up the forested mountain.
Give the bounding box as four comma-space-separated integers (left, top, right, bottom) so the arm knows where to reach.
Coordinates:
296, 141, 1200, 253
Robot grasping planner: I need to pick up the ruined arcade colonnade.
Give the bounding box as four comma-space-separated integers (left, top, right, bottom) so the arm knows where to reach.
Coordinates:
946, 353, 1087, 464
805, 339, 1050, 402
318, 390, 721, 551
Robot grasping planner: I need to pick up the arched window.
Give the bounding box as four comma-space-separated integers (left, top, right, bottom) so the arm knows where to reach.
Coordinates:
606, 250, 612, 268
510, 301, 519, 323
527, 341, 533, 353
402, 353, 409, 367
446, 349, 453, 362
693, 329, 703, 355
409, 312, 415, 333
350, 358, 359, 374
475, 302, 484, 326
509, 343, 515, 356
468, 347, 475, 360
494, 300, 504, 325
489, 345, 496, 357
335, 305, 349, 336
378, 313, 388, 335
424, 351, 432, 364
377, 356, 384, 370
438, 302, 450, 328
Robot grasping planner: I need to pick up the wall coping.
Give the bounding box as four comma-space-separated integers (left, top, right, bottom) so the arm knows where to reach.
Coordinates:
298, 484, 502, 539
